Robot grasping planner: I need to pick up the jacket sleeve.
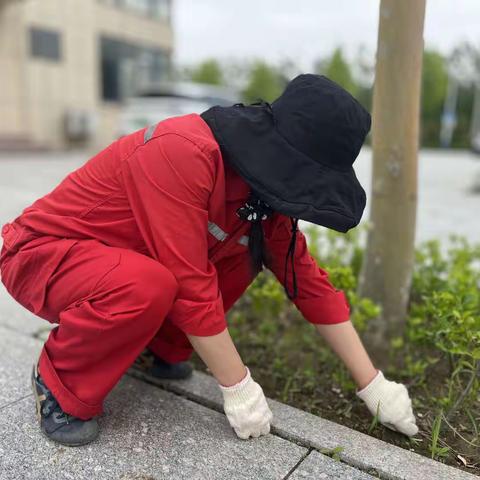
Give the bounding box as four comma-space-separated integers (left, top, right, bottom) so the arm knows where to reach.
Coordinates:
120, 132, 226, 336
264, 214, 350, 325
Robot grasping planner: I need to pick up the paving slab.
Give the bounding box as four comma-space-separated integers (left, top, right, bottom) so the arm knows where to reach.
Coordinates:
0, 325, 42, 408
289, 451, 376, 479
0, 375, 308, 480
135, 370, 478, 480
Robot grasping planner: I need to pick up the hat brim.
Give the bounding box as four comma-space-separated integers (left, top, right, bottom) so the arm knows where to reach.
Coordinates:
207, 106, 367, 233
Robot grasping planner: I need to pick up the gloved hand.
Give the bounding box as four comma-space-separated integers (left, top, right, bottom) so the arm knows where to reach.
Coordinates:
356, 370, 418, 437
219, 366, 273, 439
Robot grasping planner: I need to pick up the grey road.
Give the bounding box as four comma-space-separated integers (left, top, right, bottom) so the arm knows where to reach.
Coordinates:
1, 148, 479, 246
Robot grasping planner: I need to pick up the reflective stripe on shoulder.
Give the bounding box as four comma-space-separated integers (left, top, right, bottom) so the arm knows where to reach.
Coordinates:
144, 124, 157, 143
208, 221, 228, 241
238, 235, 249, 246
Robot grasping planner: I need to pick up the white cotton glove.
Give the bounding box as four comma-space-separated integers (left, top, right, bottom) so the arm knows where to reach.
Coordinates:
219, 367, 273, 440
356, 370, 419, 437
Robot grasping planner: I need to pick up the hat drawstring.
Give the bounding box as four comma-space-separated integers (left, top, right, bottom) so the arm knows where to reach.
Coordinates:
236, 192, 273, 276
236, 192, 299, 300
251, 100, 275, 123
284, 218, 299, 300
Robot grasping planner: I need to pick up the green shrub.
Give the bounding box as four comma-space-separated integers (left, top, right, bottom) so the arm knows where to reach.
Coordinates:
406, 236, 480, 410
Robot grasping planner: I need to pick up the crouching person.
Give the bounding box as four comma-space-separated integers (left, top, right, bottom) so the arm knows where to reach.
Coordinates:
0, 74, 418, 446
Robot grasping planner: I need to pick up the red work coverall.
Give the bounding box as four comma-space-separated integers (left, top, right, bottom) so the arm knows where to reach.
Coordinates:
0, 114, 349, 419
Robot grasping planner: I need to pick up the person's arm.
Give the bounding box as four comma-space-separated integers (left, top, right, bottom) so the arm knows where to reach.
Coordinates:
264, 215, 418, 436
187, 328, 273, 439
264, 215, 376, 387
314, 320, 378, 389
187, 329, 246, 387
314, 316, 418, 436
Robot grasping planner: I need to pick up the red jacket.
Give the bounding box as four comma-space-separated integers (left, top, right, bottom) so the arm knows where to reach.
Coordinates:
8, 114, 350, 336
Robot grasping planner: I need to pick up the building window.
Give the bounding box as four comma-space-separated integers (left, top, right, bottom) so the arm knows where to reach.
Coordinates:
100, 36, 170, 101
150, 0, 170, 20
123, 0, 150, 14
99, 0, 170, 20
30, 28, 62, 61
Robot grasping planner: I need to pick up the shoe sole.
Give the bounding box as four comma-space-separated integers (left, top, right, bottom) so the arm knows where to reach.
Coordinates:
47, 430, 99, 447
39, 427, 99, 448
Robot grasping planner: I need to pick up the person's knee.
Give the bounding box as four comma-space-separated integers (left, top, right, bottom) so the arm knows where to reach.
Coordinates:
95, 253, 179, 326
133, 263, 178, 315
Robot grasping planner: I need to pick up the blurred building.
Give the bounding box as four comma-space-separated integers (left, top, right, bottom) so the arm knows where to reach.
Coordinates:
0, 0, 173, 151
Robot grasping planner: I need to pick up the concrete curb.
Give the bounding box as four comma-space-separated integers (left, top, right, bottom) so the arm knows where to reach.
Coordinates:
129, 369, 478, 480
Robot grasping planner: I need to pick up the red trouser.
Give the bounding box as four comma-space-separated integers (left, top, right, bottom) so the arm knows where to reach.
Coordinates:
0, 228, 251, 420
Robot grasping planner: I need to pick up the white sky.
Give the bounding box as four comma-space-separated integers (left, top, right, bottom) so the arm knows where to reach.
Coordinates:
172, 0, 480, 70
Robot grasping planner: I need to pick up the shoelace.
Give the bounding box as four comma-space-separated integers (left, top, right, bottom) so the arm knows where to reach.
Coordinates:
39, 378, 72, 423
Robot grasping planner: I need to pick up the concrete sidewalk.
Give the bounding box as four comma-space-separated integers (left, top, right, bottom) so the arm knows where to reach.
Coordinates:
0, 291, 477, 480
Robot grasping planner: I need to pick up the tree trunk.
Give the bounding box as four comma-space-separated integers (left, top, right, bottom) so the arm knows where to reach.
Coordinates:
358, 0, 426, 365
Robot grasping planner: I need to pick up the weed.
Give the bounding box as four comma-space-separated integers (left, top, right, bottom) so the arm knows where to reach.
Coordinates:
367, 401, 381, 435
319, 445, 345, 461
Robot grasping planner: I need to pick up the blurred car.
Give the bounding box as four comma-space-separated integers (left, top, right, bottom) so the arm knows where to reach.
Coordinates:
118, 82, 240, 137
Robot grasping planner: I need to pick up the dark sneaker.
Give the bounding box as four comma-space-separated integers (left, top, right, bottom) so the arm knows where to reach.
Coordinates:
31, 365, 99, 447
130, 349, 193, 382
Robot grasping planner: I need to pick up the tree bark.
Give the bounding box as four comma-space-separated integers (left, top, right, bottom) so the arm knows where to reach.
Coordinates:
358, 0, 426, 364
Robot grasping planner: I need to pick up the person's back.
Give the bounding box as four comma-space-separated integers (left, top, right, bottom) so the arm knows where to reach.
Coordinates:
16, 113, 219, 253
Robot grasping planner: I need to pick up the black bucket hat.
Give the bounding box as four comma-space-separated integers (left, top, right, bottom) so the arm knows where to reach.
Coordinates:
200, 73, 371, 299
201, 73, 371, 232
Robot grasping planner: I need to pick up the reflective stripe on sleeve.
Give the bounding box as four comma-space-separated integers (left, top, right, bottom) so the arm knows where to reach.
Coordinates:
238, 235, 249, 246
144, 124, 157, 143
208, 221, 228, 241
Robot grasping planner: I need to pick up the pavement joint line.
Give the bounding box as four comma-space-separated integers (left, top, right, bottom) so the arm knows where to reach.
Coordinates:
0, 393, 33, 412
271, 430, 382, 479
127, 370, 384, 478
281, 447, 313, 480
